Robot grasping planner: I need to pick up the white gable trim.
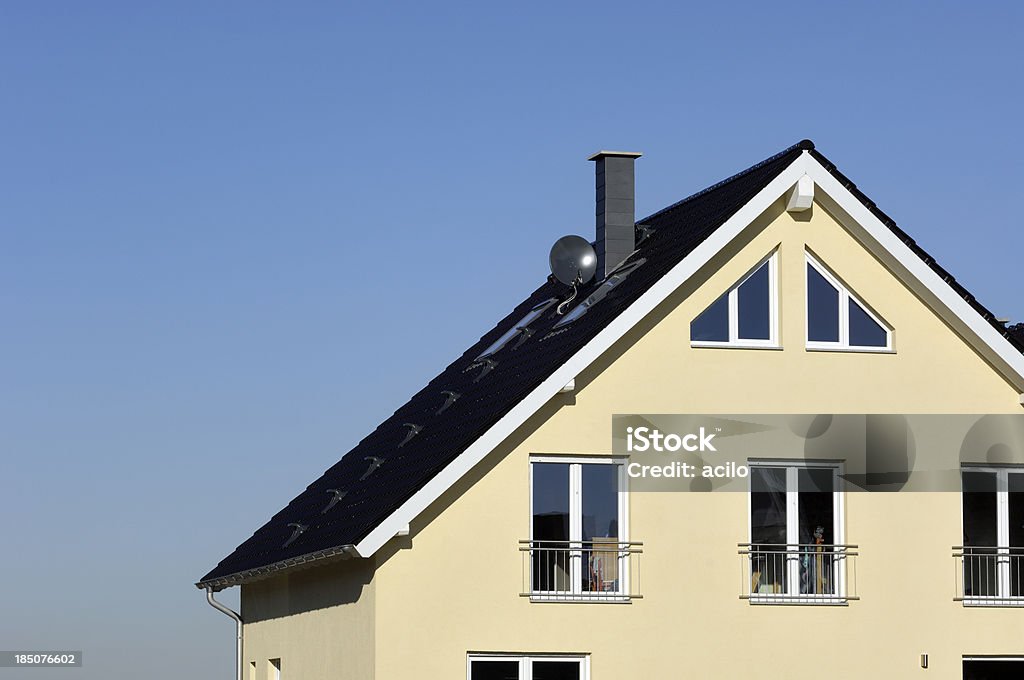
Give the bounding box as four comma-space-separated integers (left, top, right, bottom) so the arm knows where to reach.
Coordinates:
355, 151, 1024, 558
802, 158, 1024, 391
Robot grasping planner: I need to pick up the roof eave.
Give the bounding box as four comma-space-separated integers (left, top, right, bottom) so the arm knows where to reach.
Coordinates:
196, 544, 361, 591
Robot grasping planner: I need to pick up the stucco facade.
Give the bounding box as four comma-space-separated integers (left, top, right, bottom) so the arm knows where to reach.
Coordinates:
239, 193, 1023, 679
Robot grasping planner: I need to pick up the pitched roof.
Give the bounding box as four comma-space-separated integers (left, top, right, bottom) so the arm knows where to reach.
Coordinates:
1010, 324, 1024, 349
198, 140, 1024, 589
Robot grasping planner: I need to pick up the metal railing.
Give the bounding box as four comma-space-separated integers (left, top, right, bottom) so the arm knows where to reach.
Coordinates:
953, 546, 1024, 606
738, 543, 858, 604
520, 540, 643, 601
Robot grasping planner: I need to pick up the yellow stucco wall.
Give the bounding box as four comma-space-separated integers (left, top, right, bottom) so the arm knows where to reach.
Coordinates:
241, 556, 375, 680
243, 194, 1024, 679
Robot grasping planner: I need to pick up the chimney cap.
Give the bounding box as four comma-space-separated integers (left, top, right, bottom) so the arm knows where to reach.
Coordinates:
588, 150, 643, 161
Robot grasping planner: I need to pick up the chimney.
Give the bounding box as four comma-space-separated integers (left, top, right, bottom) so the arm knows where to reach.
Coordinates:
589, 150, 642, 279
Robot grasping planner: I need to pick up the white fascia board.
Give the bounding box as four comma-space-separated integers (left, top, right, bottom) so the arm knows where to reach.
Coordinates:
352, 155, 810, 558
802, 157, 1024, 391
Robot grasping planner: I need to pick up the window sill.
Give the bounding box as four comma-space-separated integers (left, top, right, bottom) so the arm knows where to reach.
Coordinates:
959, 597, 1024, 608
524, 593, 638, 604
743, 594, 854, 606
805, 345, 895, 354
691, 342, 782, 350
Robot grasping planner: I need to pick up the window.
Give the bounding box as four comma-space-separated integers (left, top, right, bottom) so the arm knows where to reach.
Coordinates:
963, 659, 1024, 679
248, 661, 256, 680
529, 458, 627, 599
747, 462, 848, 601
478, 299, 558, 358
960, 468, 1024, 602
690, 251, 778, 347
805, 253, 891, 350
468, 655, 588, 680
270, 659, 281, 680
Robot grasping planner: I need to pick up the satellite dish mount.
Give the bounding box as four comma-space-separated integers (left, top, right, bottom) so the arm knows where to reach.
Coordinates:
548, 235, 597, 315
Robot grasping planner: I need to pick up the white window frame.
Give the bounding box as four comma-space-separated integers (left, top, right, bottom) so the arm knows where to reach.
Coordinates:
467, 654, 590, 680
960, 466, 1024, 604
805, 252, 892, 352
529, 456, 629, 601
746, 460, 847, 604
690, 250, 779, 349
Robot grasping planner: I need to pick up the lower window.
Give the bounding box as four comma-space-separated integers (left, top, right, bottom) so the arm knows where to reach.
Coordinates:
964, 659, 1024, 679
960, 468, 1024, 602
748, 462, 845, 600
469, 655, 587, 680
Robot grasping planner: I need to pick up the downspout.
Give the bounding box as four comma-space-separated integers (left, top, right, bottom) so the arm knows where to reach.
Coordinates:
206, 587, 243, 680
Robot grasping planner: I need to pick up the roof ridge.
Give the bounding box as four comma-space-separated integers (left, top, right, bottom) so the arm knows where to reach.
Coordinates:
637, 139, 812, 225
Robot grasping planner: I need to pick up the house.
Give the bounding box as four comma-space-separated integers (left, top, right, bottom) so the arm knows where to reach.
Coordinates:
197, 140, 1024, 680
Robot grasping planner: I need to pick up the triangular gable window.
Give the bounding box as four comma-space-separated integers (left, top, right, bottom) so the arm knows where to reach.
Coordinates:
690, 251, 778, 347
806, 252, 891, 350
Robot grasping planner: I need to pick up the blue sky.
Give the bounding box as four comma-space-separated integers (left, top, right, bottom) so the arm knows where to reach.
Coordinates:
2, 2, 1022, 678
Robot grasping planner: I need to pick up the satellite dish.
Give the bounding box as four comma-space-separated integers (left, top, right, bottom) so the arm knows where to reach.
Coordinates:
549, 235, 597, 286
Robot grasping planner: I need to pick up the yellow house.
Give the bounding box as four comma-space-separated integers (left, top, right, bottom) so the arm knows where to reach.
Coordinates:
197, 140, 1024, 680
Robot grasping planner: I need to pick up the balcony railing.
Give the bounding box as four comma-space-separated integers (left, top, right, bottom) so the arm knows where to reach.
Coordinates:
519, 540, 643, 601
953, 546, 1024, 606
738, 543, 858, 604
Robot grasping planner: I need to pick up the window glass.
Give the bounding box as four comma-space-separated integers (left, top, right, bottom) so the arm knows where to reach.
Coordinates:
737, 261, 770, 340
797, 467, 835, 545
750, 466, 788, 595
581, 464, 619, 593
750, 467, 787, 545
470, 659, 582, 680
798, 467, 836, 595
1009, 473, 1024, 596
533, 464, 570, 542
471, 661, 520, 680
581, 464, 618, 542
691, 294, 729, 342
962, 470, 997, 547
962, 470, 998, 597
532, 661, 581, 680
1009, 473, 1024, 548
807, 263, 839, 342
532, 463, 570, 593
848, 298, 887, 347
